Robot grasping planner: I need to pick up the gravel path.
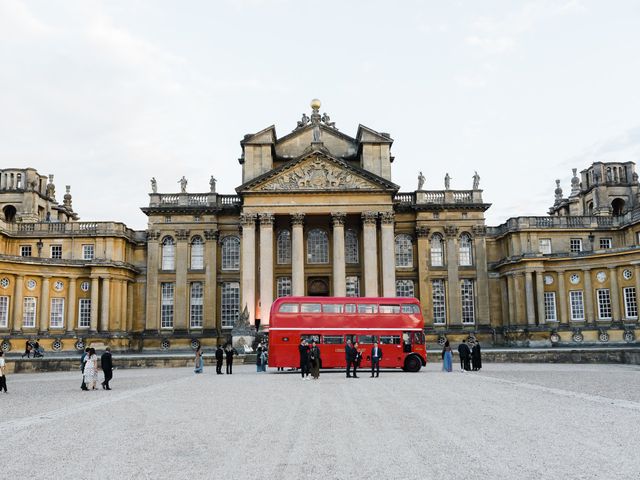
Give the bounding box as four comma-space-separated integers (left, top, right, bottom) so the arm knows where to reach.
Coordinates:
2, 363, 639, 479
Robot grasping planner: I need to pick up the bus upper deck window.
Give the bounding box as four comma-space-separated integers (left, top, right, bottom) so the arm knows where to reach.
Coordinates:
300, 303, 321, 313
345, 304, 356, 313
322, 304, 344, 313
357, 304, 377, 314
279, 303, 299, 313
379, 305, 400, 314
401, 304, 420, 314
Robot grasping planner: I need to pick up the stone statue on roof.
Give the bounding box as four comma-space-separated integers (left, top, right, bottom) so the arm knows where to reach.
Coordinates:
178, 176, 187, 193
209, 176, 217, 193
151, 177, 157, 193
472, 171, 480, 190
444, 173, 451, 190
417, 171, 425, 190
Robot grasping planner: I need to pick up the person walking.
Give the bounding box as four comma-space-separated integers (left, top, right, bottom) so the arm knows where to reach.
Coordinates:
101, 347, 113, 390
21, 340, 32, 358
83, 348, 98, 390
370, 341, 383, 377
309, 340, 321, 379
215, 345, 224, 374
256, 343, 266, 372
260, 344, 268, 372
80, 347, 90, 391
194, 345, 204, 374
458, 340, 471, 372
442, 340, 453, 372
0, 351, 7, 393
225, 345, 237, 374
298, 339, 310, 380
471, 341, 482, 371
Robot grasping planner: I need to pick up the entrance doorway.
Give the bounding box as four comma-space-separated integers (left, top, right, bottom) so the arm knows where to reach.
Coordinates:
307, 277, 330, 296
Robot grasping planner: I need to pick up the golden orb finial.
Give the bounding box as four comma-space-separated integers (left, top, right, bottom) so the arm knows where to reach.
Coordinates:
310, 98, 321, 110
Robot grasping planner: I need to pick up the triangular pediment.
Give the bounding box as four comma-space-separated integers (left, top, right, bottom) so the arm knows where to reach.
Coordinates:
275, 125, 358, 160
237, 151, 399, 193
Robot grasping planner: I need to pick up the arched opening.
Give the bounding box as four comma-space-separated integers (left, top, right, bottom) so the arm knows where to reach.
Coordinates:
307, 277, 330, 296
3, 205, 17, 222
587, 201, 594, 215
612, 198, 625, 216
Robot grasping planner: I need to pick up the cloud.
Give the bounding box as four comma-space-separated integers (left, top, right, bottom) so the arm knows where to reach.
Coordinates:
567, 126, 640, 166
0, 0, 56, 38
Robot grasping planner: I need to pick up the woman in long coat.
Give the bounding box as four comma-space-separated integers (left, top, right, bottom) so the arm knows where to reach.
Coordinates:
441, 340, 453, 372
194, 345, 204, 374
471, 342, 482, 371
83, 348, 98, 390
309, 340, 321, 379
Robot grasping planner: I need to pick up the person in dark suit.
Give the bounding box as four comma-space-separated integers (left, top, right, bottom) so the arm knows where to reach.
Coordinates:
471, 341, 482, 371
298, 339, 310, 379
345, 340, 358, 378
458, 340, 471, 371
370, 341, 383, 377
101, 347, 113, 390
225, 345, 237, 374
215, 345, 224, 374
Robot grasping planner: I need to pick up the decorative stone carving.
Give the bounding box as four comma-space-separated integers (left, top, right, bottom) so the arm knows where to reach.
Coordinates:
380, 212, 395, 224
63, 186, 73, 209
147, 230, 161, 241
415, 226, 430, 238
291, 213, 305, 226
46, 174, 56, 199
550, 331, 560, 343
151, 177, 157, 193
321, 112, 335, 128
570, 168, 580, 195
444, 173, 451, 190
472, 225, 487, 237
444, 225, 458, 237
417, 171, 425, 190
209, 176, 216, 193
259, 157, 378, 191
178, 176, 188, 193
572, 329, 584, 343
598, 330, 609, 343
240, 213, 257, 226
361, 211, 378, 225
204, 229, 219, 241
623, 329, 635, 343
259, 213, 275, 226
554, 179, 563, 204
296, 113, 310, 129
331, 212, 346, 226
472, 171, 480, 190
175, 229, 190, 241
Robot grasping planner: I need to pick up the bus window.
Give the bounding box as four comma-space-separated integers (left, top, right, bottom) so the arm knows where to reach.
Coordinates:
379, 304, 400, 314
401, 304, 420, 314
413, 332, 425, 344
279, 303, 299, 313
358, 335, 377, 344
322, 335, 343, 344
301, 334, 320, 343
322, 303, 344, 314
345, 334, 357, 344
357, 304, 377, 314
380, 335, 401, 345
345, 304, 356, 313
300, 303, 322, 313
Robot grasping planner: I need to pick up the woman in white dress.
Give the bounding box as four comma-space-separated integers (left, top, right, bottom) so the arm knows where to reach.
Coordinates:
83, 347, 98, 390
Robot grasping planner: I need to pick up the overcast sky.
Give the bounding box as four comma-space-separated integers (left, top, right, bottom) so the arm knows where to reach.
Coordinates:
1, 0, 639, 230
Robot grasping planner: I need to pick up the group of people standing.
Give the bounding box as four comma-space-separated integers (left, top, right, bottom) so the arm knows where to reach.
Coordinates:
441, 339, 482, 372
81, 347, 113, 390
195, 344, 238, 375
298, 339, 321, 379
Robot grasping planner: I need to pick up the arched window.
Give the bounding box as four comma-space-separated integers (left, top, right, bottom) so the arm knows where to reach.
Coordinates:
459, 233, 473, 266
277, 230, 291, 264
345, 229, 359, 264
307, 229, 329, 264
221, 236, 240, 270
190, 236, 204, 270
612, 198, 625, 216
430, 234, 444, 267
161, 236, 175, 270
395, 234, 414, 267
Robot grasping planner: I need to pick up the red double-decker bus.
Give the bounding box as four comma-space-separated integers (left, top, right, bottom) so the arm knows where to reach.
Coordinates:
267, 296, 427, 372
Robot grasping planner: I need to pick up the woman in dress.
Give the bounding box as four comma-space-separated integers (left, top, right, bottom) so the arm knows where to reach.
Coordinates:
309, 340, 321, 379
83, 348, 98, 389
442, 340, 453, 372
194, 345, 204, 374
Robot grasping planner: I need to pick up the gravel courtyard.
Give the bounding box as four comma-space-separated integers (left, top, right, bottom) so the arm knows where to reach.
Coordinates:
2, 362, 640, 480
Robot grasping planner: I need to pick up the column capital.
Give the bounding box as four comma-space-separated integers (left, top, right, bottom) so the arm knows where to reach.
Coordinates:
380, 211, 395, 224
204, 229, 219, 241
175, 229, 190, 241
259, 213, 275, 226
444, 225, 459, 238
240, 213, 257, 226
291, 213, 305, 226
331, 212, 346, 226
147, 230, 161, 241
416, 226, 430, 238
361, 211, 378, 225
472, 225, 487, 237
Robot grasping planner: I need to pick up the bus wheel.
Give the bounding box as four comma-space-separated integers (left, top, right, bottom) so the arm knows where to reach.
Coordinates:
404, 355, 422, 372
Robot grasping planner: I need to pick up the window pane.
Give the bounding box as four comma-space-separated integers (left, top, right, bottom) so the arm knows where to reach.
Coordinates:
379, 304, 401, 314
345, 304, 356, 313
431, 235, 444, 266
323, 335, 344, 344
278, 303, 299, 313
570, 290, 584, 320
432, 279, 446, 324
597, 289, 612, 320
277, 277, 292, 298
191, 237, 204, 270
50, 298, 64, 328
23, 297, 36, 328
401, 304, 420, 314
459, 234, 473, 266
83, 244, 94, 260
357, 304, 377, 314
161, 282, 174, 328
161, 237, 175, 270
300, 303, 322, 313
277, 230, 292, 264
0, 296, 8, 328
79, 299, 91, 328
624, 287, 638, 318
544, 292, 557, 321
380, 335, 401, 345
396, 279, 414, 297
346, 276, 360, 297
307, 229, 329, 264
461, 279, 475, 324
345, 229, 359, 264
221, 236, 240, 271
190, 282, 204, 328
322, 304, 344, 313
358, 335, 376, 344
395, 234, 413, 267
221, 282, 240, 327
539, 239, 552, 254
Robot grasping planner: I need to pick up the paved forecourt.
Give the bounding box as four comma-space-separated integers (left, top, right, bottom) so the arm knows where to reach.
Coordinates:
2, 362, 640, 480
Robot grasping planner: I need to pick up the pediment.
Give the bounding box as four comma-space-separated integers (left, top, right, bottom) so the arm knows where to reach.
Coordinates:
275, 125, 357, 160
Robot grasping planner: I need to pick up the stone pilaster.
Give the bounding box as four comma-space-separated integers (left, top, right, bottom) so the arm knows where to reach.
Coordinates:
583, 269, 594, 323
259, 213, 274, 328
525, 271, 536, 325
241, 213, 257, 325
39, 276, 50, 333
332, 213, 346, 297
416, 226, 430, 324
362, 211, 379, 297
557, 270, 568, 324
90, 276, 100, 332
100, 277, 110, 332
174, 230, 189, 330
380, 211, 396, 297
12, 274, 23, 333
445, 225, 460, 325
291, 213, 305, 296
513, 273, 525, 325
472, 225, 490, 325
609, 267, 621, 321
66, 278, 77, 332
535, 270, 546, 325
119, 280, 128, 332
204, 229, 218, 332
145, 231, 160, 331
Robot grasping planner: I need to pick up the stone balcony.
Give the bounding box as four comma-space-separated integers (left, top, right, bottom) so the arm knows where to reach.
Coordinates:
0, 220, 145, 242
394, 190, 488, 211
146, 193, 242, 210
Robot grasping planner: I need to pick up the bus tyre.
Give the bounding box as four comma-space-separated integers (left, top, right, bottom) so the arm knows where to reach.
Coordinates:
404, 355, 422, 372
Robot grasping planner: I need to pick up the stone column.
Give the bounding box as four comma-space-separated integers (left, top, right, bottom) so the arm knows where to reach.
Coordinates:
12, 275, 23, 333
535, 270, 546, 325
259, 213, 274, 328
90, 276, 100, 331
380, 211, 396, 297
525, 271, 536, 325
291, 213, 305, 296
362, 211, 379, 297
445, 226, 460, 325
100, 277, 110, 332
506, 273, 516, 325
473, 226, 490, 325
557, 270, 568, 324
583, 269, 595, 323
501, 276, 510, 326
609, 267, 621, 321
174, 229, 190, 330
416, 226, 430, 324
118, 280, 127, 332
332, 213, 346, 297
39, 276, 50, 333
145, 230, 160, 331
204, 229, 218, 332
241, 213, 257, 325
513, 273, 524, 325
127, 281, 134, 332
66, 278, 77, 332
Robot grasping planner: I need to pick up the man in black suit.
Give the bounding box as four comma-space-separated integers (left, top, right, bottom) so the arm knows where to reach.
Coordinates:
101, 347, 113, 390
370, 341, 383, 377
458, 340, 471, 371
298, 339, 310, 379
215, 345, 224, 374
345, 340, 358, 378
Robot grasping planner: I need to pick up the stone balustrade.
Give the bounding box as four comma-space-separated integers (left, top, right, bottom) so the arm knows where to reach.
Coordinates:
0, 220, 142, 241
488, 215, 627, 236
149, 193, 241, 208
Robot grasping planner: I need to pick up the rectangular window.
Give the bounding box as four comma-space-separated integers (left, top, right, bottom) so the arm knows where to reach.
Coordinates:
51, 244, 62, 259
78, 299, 91, 328
0, 296, 8, 328
543, 292, 557, 321
322, 335, 344, 344
276, 277, 292, 298
161, 282, 174, 329
570, 238, 582, 253
380, 335, 401, 345
357, 304, 377, 314
50, 298, 64, 328
599, 238, 612, 249
20, 245, 32, 257
322, 304, 344, 314
539, 238, 552, 254
301, 303, 322, 313
432, 279, 447, 324
278, 303, 299, 313
636, 232, 640, 246
460, 279, 475, 324
379, 304, 401, 314
164, 215, 171, 223
358, 335, 377, 344
624, 287, 638, 319
346, 276, 360, 297
82, 244, 94, 260
596, 289, 612, 320
221, 282, 240, 327
23, 297, 36, 328
190, 282, 204, 328
569, 290, 585, 321
395, 279, 415, 297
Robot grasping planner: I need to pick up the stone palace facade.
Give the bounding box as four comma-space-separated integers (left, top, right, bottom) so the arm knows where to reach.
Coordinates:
1, 100, 639, 352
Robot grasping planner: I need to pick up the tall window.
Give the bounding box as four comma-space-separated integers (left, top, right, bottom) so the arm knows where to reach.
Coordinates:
161, 237, 175, 270
78, 299, 91, 328
543, 292, 557, 321
221, 236, 240, 270
277, 230, 292, 264
624, 287, 638, 319
430, 234, 444, 267
539, 238, 552, 255
396, 279, 414, 297
307, 229, 329, 264
82, 244, 94, 260
345, 229, 359, 264
395, 234, 413, 267
277, 277, 292, 297
0, 296, 8, 328
346, 276, 360, 297
569, 290, 585, 320
596, 289, 612, 320
190, 236, 204, 270
432, 279, 446, 324
190, 282, 204, 328
50, 298, 64, 328
161, 282, 174, 328
570, 238, 583, 253
221, 282, 240, 327
51, 245, 62, 259
23, 297, 36, 328
461, 279, 475, 324
459, 233, 473, 266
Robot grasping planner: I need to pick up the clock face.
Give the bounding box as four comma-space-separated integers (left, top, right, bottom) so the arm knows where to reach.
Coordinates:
26, 279, 36, 290
623, 269, 633, 280
544, 275, 554, 285
596, 271, 607, 283
570, 273, 580, 285
54, 280, 64, 292
80, 281, 90, 292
